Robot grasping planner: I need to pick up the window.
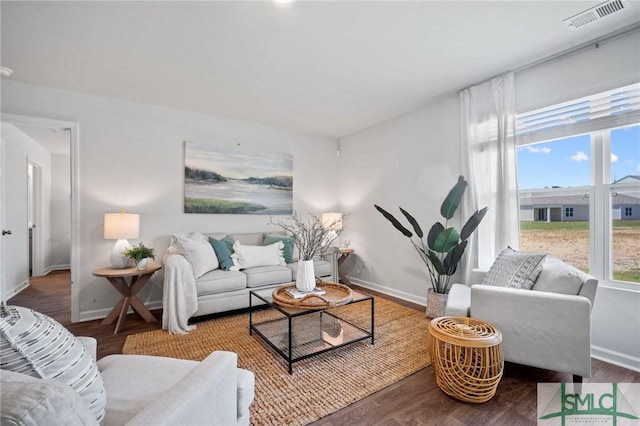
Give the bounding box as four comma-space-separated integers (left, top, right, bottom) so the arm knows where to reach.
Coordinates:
516, 84, 640, 285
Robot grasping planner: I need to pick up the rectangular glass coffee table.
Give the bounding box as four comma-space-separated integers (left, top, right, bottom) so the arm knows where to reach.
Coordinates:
249, 288, 374, 374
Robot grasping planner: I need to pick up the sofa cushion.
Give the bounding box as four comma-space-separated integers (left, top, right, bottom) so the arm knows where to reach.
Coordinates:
243, 265, 293, 288
209, 238, 235, 271
224, 232, 265, 247
172, 232, 218, 278
0, 369, 99, 426
481, 247, 546, 290
288, 259, 332, 279
231, 241, 286, 270
0, 305, 106, 423
533, 257, 585, 295
196, 269, 247, 295
264, 234, 295, 264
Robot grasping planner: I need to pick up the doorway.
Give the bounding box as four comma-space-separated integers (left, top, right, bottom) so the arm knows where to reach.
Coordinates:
0, 114, 79, 322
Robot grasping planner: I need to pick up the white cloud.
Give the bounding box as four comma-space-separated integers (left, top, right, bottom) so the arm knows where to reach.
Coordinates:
636, 163, 640, 173
525, 146, 551, 154
570, 151, 589, 162
611, 153, 618, 163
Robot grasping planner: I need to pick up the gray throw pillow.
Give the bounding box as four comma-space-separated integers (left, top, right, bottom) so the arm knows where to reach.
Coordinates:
482, 247, 546, 290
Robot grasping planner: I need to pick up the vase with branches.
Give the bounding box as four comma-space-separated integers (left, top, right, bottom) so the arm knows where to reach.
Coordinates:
270, 211, 345, 291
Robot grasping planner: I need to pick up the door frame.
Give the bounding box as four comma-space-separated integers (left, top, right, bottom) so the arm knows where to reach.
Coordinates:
2, 114, 80, 322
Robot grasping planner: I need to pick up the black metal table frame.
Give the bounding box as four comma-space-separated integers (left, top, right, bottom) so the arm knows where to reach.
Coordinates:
249, 290, 374, 374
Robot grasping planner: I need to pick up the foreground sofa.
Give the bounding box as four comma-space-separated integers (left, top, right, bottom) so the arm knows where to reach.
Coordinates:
446, 251, 598, 382
1, 305, 255, 426
163, 231, 338, 333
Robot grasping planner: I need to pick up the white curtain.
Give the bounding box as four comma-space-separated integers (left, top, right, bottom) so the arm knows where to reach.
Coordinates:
460, 72, 519, 283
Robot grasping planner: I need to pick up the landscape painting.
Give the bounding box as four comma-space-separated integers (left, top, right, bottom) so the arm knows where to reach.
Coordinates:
183, 141, 293, 214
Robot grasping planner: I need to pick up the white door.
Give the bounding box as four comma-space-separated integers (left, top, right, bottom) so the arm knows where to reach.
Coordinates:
0, 123, 30, 301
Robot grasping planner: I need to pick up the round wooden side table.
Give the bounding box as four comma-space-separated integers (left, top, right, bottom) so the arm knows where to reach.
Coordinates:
428, 316, 504, 403
93, 263, 161, 334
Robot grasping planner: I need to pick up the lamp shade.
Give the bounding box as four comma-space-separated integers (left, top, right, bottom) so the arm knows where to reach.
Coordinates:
322, 212, 343, 230
104, 212, 139, 240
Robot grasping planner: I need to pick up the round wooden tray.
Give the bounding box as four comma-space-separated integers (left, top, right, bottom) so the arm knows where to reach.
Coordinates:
273, 281, 353, 309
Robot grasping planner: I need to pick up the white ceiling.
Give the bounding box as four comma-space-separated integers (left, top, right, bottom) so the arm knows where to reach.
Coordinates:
2, 1, 640, 139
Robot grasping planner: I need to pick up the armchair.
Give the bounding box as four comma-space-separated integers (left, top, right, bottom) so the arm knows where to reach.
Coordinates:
446, 255, 598, 382
1, 304, 254, 426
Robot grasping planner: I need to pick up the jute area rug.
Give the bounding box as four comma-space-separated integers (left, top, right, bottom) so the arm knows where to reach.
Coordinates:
122, 296, 431, 426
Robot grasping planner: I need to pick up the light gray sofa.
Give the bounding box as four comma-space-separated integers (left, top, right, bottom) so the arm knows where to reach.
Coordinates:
1, 335, 254, 426
163, 231, 338, 333
446, 256, 598, 382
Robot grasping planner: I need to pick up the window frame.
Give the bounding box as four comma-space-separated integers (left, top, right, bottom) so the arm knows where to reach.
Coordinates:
516, 119, 639, 291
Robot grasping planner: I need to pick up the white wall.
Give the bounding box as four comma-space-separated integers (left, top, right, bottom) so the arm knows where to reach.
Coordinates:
1, 81, 339, 321
338, 94, 461, 305
50, 153, 71, 270
339, 30, 640, 371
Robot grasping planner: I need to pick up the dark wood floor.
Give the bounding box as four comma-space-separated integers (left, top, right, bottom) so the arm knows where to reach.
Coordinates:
11, 270, 640, 426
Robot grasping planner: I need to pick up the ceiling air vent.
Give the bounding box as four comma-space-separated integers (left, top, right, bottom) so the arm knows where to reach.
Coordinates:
564, 0, 632, 29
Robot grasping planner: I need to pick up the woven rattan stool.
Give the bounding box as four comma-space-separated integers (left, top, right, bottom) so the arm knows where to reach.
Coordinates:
428, 316, 503, 403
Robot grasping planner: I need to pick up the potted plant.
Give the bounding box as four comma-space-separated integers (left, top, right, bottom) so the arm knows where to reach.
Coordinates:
374, 175, 487, 317
270, 211, 344, 292
123, 243, 156, 270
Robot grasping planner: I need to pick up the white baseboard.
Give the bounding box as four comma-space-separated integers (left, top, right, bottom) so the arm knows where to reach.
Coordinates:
5, 280, 30, 301
592, 345, 640, 373
346, 276, 426, 307
77, 299, 163, 323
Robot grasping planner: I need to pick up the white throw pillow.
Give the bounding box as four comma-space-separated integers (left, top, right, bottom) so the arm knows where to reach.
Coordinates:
0, 305, 107, 423
172, 232, 218, 278
231, 241, 286, 270
532, 257, 585, 295
482, 247, 546, 290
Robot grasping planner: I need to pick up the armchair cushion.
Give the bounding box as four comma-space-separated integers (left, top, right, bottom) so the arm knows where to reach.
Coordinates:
98, 351, 252, 426
0, 305, 106, 423
533, 256, 585, 295
481, 247, 546, 290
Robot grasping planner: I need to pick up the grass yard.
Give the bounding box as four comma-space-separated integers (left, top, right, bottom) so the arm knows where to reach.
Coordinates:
519, 220, 640, 283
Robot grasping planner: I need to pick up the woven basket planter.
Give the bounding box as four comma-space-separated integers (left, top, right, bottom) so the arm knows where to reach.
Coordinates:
425, 289, 448, 318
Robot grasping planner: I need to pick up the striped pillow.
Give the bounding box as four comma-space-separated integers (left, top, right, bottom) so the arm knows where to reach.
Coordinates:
0, 305, 106, 423
482, 247, 546, 290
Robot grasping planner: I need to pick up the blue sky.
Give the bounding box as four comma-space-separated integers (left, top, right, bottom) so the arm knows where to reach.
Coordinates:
517, 125, 640, 189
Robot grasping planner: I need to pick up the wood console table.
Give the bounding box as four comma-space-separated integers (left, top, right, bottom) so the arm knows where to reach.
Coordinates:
338, 248, 354, 285
93, 263, 161, 334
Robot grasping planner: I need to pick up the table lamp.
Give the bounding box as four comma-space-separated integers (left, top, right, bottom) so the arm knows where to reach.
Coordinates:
322, 212, 342, 246
104, 212, 139, 268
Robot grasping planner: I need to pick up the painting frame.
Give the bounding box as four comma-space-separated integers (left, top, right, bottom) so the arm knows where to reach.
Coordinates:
183, 141, 293, 215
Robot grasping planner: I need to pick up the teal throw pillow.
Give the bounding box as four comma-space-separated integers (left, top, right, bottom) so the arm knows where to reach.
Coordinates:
264, 234, 294, 264
209, 238, 235, 271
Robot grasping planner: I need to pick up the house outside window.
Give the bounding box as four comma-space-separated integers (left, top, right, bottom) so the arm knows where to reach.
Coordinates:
516, 83, 640, 286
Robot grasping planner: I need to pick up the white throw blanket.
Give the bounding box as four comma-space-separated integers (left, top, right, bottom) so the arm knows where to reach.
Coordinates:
162, 252, 198, 334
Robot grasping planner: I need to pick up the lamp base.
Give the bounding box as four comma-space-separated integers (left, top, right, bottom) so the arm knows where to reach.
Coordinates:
110, 239, 132, 268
